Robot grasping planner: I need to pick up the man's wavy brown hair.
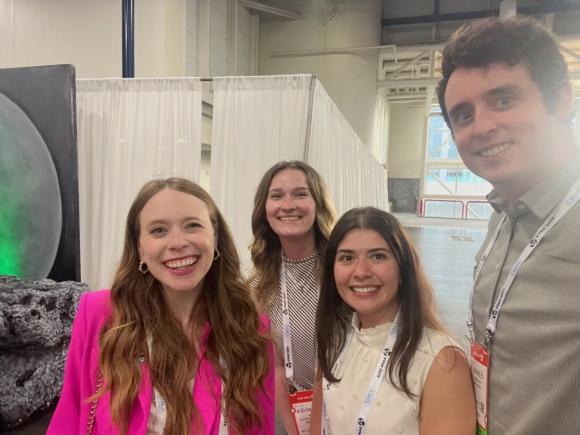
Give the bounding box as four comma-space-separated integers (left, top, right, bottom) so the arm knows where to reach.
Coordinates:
95, 178, 270, 434
248, 161, 336, 309
437, 16, 568, 129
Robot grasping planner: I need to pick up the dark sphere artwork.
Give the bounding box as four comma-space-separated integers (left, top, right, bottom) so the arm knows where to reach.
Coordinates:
0, 92, 62, 279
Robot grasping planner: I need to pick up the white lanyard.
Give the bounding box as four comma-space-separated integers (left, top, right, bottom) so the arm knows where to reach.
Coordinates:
322, 311, 401, 435
148, 339, 229, 434
279, 253, 319, 385
152, 387, 228, 434
280, 258, 295, 381
468, 177, 580, 347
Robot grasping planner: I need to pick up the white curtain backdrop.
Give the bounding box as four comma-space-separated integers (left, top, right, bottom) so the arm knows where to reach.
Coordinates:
210, 75, 313, 269
307, 80, 389, 215
76, 78, 203, 290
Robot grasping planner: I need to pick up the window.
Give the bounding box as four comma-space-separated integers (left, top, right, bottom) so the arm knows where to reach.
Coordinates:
422, 107, 492, 219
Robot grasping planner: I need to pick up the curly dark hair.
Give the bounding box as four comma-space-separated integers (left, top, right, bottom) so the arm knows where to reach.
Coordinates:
437, 16, 568, 128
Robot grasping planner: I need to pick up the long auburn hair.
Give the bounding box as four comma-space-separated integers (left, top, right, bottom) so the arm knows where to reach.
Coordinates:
96, 178, 270, 434
248, 161, 335, 309
316, 207, 443, 398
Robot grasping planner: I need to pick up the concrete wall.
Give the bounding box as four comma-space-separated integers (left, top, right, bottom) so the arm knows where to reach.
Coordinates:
0, 0, 189, 77
210, 0, 228, 76
386, 100, 426, 211
259, 0, 382, 147
387, 101, 426, 178
0, 0, 253, 79
200, 149, 211, 190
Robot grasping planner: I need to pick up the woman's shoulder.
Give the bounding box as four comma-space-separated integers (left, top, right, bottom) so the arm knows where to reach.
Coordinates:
80, 288, 111, 310
416, 327, 463, 359
81, 288, 111, 304
406, 328, 467, 394
76, 289, 112, 330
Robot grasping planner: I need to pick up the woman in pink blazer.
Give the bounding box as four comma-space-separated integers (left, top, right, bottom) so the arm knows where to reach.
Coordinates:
48, 178, 274, 434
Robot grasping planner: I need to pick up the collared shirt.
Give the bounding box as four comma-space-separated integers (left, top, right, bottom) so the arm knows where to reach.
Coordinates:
472, 156, 580, 435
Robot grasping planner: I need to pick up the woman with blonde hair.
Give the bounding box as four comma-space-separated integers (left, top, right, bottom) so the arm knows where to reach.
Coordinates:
49, 177, 274, 434
249, 161, 335, 434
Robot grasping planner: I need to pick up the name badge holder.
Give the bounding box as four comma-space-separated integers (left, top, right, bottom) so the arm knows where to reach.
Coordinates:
321, 311, 401, 435
469, 341, 490, 435
467, 177, 580, 435
289, 389, 314, 434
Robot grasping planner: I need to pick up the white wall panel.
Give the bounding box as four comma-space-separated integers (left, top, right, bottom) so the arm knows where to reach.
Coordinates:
186, 0, 199, 75
0, 0, 190, 77
210, 0, 228, 76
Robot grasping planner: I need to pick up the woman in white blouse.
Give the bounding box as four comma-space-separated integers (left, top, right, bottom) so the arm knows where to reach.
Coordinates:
311, 207, 475, 435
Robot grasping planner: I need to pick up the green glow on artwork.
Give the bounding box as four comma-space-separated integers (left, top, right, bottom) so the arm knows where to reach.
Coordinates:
0, 199, 22, 277
0, 242, 21, 276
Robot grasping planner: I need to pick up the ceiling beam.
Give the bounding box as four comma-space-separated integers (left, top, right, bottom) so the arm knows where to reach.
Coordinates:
560, 45, 580, 62
240, 0, 302, 20
499, 0, 517, 20
386, 51, 429, 80
272, 44, 396, 58
378, 78, 440, 88
382, 3, 580, 26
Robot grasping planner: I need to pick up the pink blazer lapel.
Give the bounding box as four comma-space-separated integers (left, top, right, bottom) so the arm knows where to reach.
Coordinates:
131, 359, 222, 435
92, 359, 153, 435
194, 358, 222, 434
127, 361, 153, 435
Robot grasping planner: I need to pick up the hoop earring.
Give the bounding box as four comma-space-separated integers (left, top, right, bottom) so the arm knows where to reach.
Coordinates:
138, 261, 149, 274
213, 250, 221, 261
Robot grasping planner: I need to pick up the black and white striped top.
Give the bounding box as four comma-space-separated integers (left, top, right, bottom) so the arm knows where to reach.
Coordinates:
268, 251, 320, 391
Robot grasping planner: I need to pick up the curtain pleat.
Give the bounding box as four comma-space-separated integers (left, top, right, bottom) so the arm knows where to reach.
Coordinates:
307, 80, 389, 215
76, 78, 203, 289
210, 75, 312, 270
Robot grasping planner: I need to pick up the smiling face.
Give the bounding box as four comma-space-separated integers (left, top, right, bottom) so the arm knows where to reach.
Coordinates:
265, 168, 317, 244
138, 188, 216, 298
334, 228, 400, 329
444, 63, 572, 200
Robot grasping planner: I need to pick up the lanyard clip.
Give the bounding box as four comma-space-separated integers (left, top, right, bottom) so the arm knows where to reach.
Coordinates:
484, 330, 493, 349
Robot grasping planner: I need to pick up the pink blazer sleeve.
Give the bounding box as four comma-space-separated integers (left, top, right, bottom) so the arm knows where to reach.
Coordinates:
47, 290, 110, 434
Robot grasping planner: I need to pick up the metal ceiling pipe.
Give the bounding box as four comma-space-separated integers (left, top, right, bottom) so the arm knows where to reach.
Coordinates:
122, 0, 135, 78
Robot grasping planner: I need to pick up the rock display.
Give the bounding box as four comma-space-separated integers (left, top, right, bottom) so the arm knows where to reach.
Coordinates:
0, 276, 88, 430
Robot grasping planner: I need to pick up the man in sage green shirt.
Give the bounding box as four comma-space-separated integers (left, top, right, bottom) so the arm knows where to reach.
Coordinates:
437, 17, 580, 435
